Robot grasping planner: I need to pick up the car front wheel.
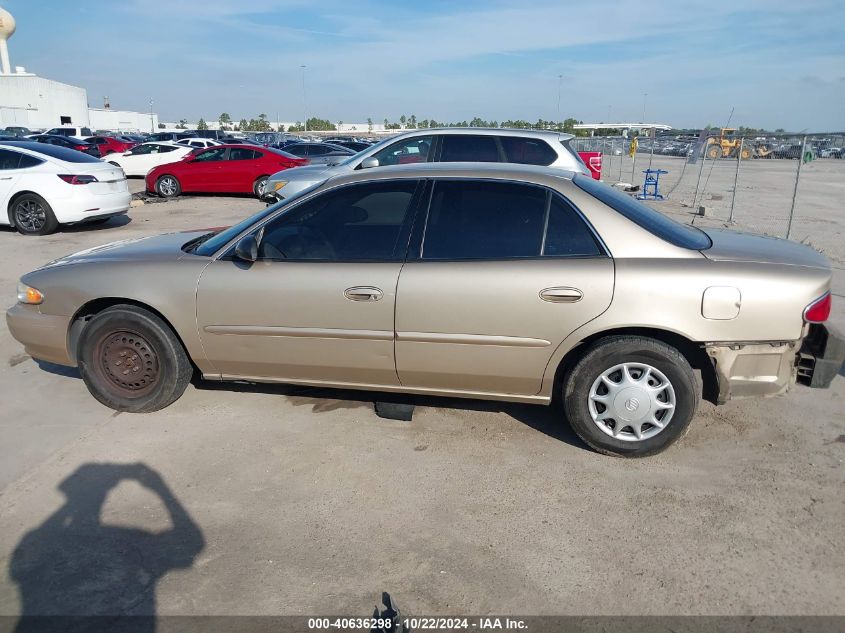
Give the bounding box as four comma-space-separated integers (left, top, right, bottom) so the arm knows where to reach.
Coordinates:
562, 336, 698, 457
156, 175, 181, 198
77, 305, 193, 412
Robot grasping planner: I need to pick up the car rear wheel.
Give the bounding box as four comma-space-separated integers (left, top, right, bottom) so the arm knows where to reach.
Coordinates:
77, 305, 193, 412
253, 176, 269, 198
562, 336, 698, 457
10, 194, 59, 236
156, 175, 181, 198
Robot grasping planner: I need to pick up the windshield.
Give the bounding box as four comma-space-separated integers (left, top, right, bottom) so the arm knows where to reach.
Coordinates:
573, 174, 711, 250
192, 182, 323, 256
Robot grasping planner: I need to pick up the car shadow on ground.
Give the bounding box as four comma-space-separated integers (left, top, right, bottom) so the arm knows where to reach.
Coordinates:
9, 462, 204, 632
0, 215, 131, 236
194, 379, 589, 451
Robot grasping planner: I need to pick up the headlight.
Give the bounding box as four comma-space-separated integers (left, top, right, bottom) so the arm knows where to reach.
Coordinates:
273, 181, 288, 192
17, 282, 44, 305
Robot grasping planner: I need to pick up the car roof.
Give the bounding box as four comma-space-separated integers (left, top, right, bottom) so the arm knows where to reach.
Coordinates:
382, 127, 575, 141
321, 161, 579, 191
0, 140, 66, 155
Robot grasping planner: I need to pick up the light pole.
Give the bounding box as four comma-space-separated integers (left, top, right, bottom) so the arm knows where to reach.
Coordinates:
642, 93, 647, 123
556, 74, 563, 124
300, 65, 307, 133
149, 97, 154, 133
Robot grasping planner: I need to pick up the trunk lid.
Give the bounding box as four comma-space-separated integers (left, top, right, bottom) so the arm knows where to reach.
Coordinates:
701, 228, 829, 270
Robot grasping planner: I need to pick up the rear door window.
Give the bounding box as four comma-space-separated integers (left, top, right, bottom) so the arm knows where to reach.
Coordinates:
0, 149, 21, 169
543, 196, 602, 256
440, 135, 500, 162
229, 148, 260, 160
500, 137, 557, 166
421, 180, 547, 259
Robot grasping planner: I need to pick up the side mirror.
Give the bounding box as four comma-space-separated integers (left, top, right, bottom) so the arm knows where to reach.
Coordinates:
359, 156, 379, 169
234, 235, 258, 262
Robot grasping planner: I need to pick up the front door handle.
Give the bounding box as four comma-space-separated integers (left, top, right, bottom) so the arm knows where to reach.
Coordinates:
539, 287, 583, 303
344, 286, 383, 302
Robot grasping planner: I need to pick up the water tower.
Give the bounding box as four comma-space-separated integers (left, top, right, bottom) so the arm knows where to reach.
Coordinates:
0, 6, 15, 75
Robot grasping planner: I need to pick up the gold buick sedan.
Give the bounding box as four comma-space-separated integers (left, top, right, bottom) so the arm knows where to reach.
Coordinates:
7, 163, 843, 456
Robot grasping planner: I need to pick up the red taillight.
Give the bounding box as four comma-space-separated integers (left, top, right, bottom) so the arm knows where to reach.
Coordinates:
804, 292, 831, 323
74, 145, 88, 150
57, 174, 98, 185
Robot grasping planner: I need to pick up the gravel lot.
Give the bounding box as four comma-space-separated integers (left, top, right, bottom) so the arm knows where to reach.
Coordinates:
0, 175, 843, 618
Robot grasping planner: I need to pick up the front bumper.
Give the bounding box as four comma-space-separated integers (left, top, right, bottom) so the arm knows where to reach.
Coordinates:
797, 323, 845, 388
6, 304, 74, 366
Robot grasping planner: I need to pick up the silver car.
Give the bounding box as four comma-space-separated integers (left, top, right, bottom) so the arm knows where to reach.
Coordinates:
7, 163, 843, 457
264, 128, 590, 201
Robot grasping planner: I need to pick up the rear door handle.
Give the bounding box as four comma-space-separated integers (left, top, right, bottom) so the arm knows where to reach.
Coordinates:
344, 286, 383, 302
539, 287, 583, 303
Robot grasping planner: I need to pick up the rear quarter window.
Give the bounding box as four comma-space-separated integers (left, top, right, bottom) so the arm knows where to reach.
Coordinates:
500, 137, 557, 166
574, 174, 711, 250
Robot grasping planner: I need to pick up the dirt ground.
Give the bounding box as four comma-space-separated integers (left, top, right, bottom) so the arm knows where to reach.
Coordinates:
0, 177, 843, 618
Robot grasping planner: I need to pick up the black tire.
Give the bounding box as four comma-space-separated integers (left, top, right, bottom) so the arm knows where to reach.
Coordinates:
562, 336, 698, 457
253, 176, 269, 198
77, 305, 193, 412
705, 144, 721, 160
155, 175, 181, 198
10, 194, 59, 236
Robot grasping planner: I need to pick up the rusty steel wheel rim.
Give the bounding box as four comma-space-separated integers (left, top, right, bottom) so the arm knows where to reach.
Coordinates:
94, 330, 160, 397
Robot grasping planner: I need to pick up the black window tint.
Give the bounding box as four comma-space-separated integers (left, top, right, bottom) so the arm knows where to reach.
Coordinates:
307, 144, 329, 155
81, 128, 92, 136
573, 174, 711, 250
0, 149, 21, 169
286, 145, 307, 156
258, 181, 418, 261
229, 148, 259, 160
500, 137, 557, 166
440, 135, 499, 162
543, 197, 602, 257
423, 181, 547, 259
158, 145, 178, 153
18, 153, 43, 168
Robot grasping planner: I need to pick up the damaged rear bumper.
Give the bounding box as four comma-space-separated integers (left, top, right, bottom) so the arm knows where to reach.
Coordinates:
705, 323, 844, 404
797, 322, 845, 389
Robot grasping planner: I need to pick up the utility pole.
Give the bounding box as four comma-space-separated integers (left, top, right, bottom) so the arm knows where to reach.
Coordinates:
149, 98, 154, 133
556, 74, 563, 123
642, 93, 647, 122
300, 65, 307, 133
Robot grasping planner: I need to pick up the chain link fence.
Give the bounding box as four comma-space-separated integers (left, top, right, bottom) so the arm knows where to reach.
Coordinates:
571, 132, 845, 266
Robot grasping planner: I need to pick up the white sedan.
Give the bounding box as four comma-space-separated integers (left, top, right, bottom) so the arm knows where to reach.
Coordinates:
175, 138, 222, 149
103, 141, 193, 177
0, 141, 131, 235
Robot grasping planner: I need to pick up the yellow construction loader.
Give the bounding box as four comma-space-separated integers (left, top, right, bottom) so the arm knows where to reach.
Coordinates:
705, 128, 754, 160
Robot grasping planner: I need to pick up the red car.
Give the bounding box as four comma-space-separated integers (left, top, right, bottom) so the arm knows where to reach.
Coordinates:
85, 135, 136, 157
146, 144, 308, 199
578, 151, 602, 180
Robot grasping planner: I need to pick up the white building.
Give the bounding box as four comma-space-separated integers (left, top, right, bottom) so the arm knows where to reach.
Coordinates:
0, 6, 157, 132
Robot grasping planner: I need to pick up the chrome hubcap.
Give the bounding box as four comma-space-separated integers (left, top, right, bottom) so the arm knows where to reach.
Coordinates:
159, 177, 177, 196
15, 200, 46, 232
588, 362, 675, 442
256, 179, 267, 195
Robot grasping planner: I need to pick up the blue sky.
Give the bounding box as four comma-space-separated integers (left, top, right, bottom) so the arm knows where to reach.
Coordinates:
3, 0, 844, 130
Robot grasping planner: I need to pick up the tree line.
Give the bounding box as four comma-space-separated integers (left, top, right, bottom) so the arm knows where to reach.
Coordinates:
170, 113, 591, 135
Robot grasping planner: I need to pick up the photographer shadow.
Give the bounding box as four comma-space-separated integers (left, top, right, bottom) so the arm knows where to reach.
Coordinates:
10, 463, 204, 632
